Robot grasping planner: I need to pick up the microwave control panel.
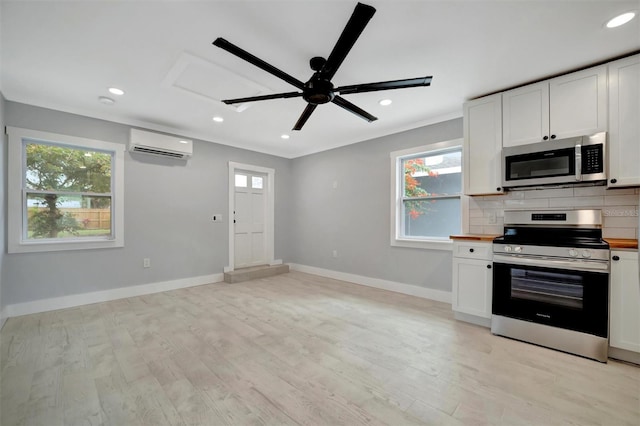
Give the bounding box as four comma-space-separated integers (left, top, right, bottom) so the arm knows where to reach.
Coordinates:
582, 145, 603, 174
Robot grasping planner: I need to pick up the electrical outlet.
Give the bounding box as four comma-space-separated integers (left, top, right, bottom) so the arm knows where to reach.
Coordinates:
143, 258, 151, 268
487, 211, 497, 224
332, 250, 338, 258
211, 214, 223, 222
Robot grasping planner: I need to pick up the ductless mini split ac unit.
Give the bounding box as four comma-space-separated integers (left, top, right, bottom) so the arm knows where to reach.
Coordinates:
128, 128, 193, 159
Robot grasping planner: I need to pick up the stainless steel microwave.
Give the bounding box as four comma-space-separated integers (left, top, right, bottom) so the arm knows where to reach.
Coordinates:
502, 132, 606, 188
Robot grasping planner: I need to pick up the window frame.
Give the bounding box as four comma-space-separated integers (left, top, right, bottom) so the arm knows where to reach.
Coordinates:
7, 127, 125, 253
390, 138, 467, 251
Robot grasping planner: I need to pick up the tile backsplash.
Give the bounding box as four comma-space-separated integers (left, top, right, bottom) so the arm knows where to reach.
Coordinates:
468, 186, 640, 239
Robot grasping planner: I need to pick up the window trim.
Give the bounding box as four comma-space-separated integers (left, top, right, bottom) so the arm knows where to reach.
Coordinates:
389, 138, 468, 251
7, 127, 125, 253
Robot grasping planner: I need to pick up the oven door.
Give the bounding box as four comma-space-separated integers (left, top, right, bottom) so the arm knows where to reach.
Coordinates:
492, 255, 609, 338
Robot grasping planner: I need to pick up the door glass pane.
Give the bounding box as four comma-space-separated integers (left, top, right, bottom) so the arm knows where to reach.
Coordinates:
251, 176, 263, 189
403, 198, 460, 237
235, 174, 247, 187
26, 193, 112, 239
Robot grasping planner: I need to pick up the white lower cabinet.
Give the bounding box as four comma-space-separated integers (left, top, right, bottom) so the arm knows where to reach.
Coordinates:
610, 250, 640, 357
452, 241, 493, 323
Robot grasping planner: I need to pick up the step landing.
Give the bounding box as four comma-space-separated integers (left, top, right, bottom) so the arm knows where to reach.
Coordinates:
224, 264, 290, 284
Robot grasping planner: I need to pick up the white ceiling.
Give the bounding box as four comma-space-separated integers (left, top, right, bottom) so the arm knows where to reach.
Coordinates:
1, 1, 639, 158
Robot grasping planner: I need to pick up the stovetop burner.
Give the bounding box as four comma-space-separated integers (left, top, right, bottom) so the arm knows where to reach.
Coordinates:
493, 209, 610, 256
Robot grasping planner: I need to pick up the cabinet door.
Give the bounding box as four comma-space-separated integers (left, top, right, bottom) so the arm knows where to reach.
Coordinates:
463, 94, 504, 195
549, 65, 608, 140
502, 82, 549, 147
610, 250, 640, 353
452, 257, 493, 318
608, 55, 640, 188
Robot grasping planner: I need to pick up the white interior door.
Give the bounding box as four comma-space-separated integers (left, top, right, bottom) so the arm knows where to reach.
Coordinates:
234, 172, 267, 268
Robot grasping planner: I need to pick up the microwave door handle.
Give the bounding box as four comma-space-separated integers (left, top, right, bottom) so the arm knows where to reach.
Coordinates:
575, 144, 582, 181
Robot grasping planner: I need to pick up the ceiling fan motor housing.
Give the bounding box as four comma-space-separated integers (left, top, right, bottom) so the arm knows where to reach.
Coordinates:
303, 77, 335, 104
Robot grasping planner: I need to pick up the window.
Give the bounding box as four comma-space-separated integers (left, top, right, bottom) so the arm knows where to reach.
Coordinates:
390, 139, 465, 250
235, 173, 264, 189
235, 174, 248, 187
7, 127, 124, 253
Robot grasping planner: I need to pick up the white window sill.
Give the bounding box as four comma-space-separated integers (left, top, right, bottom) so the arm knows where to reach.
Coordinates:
391, 238, 453, 251
9, 238, 123, 254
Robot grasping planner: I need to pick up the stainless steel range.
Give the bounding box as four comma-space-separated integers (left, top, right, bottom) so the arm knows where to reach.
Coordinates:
492, 209, 610, 362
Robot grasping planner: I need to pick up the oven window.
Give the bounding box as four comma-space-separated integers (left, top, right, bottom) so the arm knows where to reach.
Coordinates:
510, 268, 584, 309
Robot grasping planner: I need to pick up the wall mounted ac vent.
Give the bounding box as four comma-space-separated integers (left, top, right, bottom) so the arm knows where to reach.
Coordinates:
129, 128, 193, 159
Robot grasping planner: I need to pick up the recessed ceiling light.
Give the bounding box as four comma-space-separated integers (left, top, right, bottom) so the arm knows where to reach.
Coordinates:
108, 87, 125, 96
178, 140, 189, 144
98, 96, 115, 105
379, 99, 392, 106
281, 134, 290, 140
212, 116, 224, 123
606, 11, 636, 28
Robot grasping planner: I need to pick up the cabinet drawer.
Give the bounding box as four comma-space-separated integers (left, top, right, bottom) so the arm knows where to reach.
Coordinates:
453, 242, 492, 260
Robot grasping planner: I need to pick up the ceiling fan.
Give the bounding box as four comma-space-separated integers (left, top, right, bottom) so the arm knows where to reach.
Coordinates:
213, 2, 432, 131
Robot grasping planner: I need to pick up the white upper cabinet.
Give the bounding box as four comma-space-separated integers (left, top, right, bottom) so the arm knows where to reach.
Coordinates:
608, 54, 640, 188
502, 82, 549, 147
502, 65, 608, 147
463, 94, 504, 195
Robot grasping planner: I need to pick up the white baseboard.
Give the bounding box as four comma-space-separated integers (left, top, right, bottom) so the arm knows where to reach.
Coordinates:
4, 273, 224, 319
289, 263, 451, 304
0, 307, 7, 330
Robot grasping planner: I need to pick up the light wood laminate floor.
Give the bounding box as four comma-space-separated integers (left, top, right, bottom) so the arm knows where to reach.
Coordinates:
1, 271, 638, 425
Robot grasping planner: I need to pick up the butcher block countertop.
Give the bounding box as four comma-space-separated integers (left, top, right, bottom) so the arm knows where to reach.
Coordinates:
450, 235, 638, 250
606, 238, 638, 250
449, 234, 499, 242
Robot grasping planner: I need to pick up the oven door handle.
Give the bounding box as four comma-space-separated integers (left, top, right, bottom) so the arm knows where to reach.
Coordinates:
493, 254, 609, 273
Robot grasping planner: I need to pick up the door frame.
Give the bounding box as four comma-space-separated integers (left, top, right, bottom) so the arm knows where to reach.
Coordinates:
225, 161, 277, 272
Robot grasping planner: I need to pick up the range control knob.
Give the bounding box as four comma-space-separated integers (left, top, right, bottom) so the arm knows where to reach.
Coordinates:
514, 246, 522, 253
569, 249, 578, 257
504, 246, 513, 252
581, 250, 592, 258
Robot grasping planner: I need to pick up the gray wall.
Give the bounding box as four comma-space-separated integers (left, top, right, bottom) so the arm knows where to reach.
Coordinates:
289, 118, 463, 292
2, 101, 293, 306
0, 93, 5, 315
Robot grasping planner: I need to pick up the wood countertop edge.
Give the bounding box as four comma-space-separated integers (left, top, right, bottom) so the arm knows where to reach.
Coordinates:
605, 238, 638, 250
449, 234, 499, 242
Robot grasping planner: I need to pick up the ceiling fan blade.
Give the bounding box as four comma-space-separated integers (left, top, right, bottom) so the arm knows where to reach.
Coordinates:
336, 76, 433, 95
332, 96, 377, 122
321, 3, 376, 80
213, 38, 305, 90
293, 104, 318, 131
222, 91, 302, 105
